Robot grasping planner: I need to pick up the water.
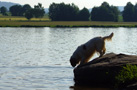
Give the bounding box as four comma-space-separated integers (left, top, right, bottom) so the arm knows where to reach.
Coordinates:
0, 27, 137, 90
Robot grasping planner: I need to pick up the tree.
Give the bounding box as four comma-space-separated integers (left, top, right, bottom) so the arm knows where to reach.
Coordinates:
78, 7, 90, 21
91, 7, 99, 21
49, 3, 58, 21
32, 3, 45, 18
111, 6, 119, 22
71, 3, 79, 21
91, 2, 119, 21
0, 6, 7, 15
122, 2, 137, 22
9, 4, 32, 16
9, 5, 23, 16
24, 3, 45, 20
101, 2, 110, 8
123, 2, 135, 22
134, 3, 137, 21
22, 4, 31, 15
25, 9, 33, 20
49, 3, 79, 21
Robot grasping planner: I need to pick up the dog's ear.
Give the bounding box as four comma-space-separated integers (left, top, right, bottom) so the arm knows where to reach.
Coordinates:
83, 45, 86, 50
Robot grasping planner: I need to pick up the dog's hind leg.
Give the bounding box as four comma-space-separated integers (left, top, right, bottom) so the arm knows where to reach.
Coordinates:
102, 45, 106, 55
96, 42, 105, 57
99, 51, 103, 57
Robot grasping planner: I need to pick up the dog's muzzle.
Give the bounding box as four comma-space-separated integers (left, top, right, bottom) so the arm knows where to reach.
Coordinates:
70, 57, 77, 67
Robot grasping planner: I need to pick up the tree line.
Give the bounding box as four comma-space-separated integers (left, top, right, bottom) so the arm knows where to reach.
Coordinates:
1, 2, 137, 21
49, 2, 137, 22
49, 3, 90, 21
123, 2, 137, 22
49, 2, 119, 21
91, 2, 119, 22
0, 3, 45, 20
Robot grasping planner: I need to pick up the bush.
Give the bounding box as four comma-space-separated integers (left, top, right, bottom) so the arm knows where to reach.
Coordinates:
115, 64, 137, 87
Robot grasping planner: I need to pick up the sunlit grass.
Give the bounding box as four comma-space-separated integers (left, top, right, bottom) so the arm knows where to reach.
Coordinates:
0, 15, 50, 21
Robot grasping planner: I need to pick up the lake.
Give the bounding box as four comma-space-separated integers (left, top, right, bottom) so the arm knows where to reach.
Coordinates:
0, 27, 137, 90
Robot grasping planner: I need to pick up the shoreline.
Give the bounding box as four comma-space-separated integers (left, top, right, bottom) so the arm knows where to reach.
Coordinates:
0, 21, 137, 27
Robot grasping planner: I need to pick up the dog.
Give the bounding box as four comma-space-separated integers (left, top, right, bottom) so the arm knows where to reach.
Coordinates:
70, 32, 114, 67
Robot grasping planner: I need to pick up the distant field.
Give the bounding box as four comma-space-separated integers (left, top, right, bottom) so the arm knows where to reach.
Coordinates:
0, 15, 50, 21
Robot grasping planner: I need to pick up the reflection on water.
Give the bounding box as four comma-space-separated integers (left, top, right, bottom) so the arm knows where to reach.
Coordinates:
0, 27, 137, 90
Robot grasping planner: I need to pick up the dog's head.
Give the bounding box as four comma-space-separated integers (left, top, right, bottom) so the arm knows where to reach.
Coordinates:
70, 57, 79, 67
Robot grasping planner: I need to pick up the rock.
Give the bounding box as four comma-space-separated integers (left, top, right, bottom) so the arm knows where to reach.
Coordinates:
126, 82, 137, 90
74, 53, 137, 88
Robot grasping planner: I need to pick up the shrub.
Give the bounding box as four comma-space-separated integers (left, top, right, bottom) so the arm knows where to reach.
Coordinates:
115, 64, 137, 87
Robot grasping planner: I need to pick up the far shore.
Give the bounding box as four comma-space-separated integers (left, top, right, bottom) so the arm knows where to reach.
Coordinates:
0, 21, 137, 27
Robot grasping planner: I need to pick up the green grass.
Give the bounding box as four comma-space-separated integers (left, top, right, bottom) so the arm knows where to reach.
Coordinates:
118, 15, 123, 22
115, 65, 137, 87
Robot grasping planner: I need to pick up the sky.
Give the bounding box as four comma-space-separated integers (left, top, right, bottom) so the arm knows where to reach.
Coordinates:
0, 0, 137, 9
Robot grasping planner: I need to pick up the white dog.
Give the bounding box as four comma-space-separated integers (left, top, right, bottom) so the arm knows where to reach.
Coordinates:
70, 32, 114, 67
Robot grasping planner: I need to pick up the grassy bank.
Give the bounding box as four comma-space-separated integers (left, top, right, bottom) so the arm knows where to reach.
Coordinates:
1, 21, 137, 27
0, 15, 137, 27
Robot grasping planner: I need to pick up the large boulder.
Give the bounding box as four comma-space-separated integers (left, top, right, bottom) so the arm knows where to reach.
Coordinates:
74, 53, 137, 88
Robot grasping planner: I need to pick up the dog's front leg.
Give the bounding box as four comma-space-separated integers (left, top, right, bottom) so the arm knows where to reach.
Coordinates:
99, 47, 106, 57
79, 57, 86, 67
99, 51, 103, 57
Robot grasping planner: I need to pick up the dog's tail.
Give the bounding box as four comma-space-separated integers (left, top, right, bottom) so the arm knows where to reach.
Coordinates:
102, 32, 114, 41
